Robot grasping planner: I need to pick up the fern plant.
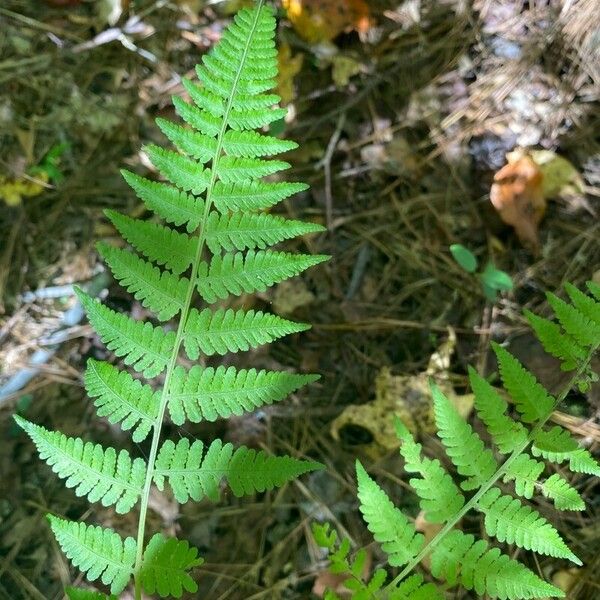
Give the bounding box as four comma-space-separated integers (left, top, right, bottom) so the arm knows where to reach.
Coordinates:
314, 281, 600, 599
15, 3, 328, 598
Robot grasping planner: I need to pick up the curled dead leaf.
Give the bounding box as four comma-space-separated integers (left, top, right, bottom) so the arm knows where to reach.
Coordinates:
490, 155, 546, 253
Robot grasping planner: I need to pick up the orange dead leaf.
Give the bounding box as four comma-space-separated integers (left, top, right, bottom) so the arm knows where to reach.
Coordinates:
282, 0, 371, 44
490, 155, 546, 253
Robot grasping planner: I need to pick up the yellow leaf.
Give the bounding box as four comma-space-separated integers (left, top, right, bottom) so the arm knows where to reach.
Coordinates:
0, 172, 48, 206
277, 42, 304, 105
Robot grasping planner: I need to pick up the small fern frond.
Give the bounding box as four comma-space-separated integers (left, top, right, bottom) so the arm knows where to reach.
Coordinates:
222, 129, 296, 157
216, 156, 289, 181
430, 529, 563, 599
139, 533, 202, 598
388, 575, 444, 600
541, 474, 585, 511
84, 359, 158, 443
502, 454, 545, 499
204, 211, 325, 253
120, 170, 203, 233
477, 487, 580, 563
355, 462, 424, 567
395, 418, 465, 523
524, 310, 585, 371
155, 117, 217, 162
183, 307, 309, 358
48, 516, 136, 594
105, 211, 195, 275
565, 282, 600, 325
196, 250, 329, 303
547, 291, 600, 347
167, 365, 319, 425
532, 426, 600, 475
469, 367, 528, 453
493, 343, 555, 423
212, 180, 308, 213
154, 438, 322, 503
97, 243, 188, 321
15, 416, 145, 514
431, 382, 497, 490
76, 288, 175, 378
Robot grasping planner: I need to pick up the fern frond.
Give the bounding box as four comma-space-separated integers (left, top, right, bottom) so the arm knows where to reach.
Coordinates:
105, 210, 195, 275
196, 250, 328, 303
388, 575, 444, 600
541, 473, 585, 511
84, 359, 158, 443
204, 211, 325, 253
155, 117, 217, 163
145, 143, 211, 194
222, 129, 296, 157
431, 382, 497, 490
493, 343, 555, 423
587, 280, 600, 301
154, 438, 322, 503
503, 454, 545, 499
355, 462, 424, 567
97, 243, 188, 321
430, 529, 563, 599
120, 170, 203, 233
395, 418, 464, 523
167, 365, 319, 425
212, 180, 308, 213
547, 291, 600, 347
183, 307, 309, 358
76, 289, 175, 378
524, 310, 585, 371
216, 156, 289, 182
48, 516, 135, 594
469, 367, 528, 453
477, 487, 580, 563
139, 533, 202, 598
15, 416, 145, 514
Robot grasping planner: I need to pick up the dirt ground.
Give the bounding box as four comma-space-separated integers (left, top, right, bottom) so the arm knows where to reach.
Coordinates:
1, 0, 599, 598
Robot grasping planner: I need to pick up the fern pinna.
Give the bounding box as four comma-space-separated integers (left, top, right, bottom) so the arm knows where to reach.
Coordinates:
15, 3, 328, 598
314, 281, 600, 600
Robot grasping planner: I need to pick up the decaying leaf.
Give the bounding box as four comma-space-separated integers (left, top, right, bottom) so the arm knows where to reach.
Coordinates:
282, 0, 371, 44
331, 54, 362, 87
528, 150, 585, 198
0, 172, 48, 206
490, 154, 545, 252
277, 42, 304, 105
273, 279, 315, 315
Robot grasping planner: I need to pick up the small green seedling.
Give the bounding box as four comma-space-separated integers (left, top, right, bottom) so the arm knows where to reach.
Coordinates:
450, 243, 513, 301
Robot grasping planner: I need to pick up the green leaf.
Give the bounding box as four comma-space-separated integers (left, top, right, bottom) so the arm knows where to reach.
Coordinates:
481, 263, 513, 291
66, 588, 117, 600
449, 244, 477, 273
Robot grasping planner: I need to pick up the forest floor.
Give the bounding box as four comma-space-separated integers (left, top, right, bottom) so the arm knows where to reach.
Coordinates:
0, 0, 599, 598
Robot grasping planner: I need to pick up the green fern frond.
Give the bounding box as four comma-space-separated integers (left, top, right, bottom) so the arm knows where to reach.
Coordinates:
468, 367, 528, 453
355, 462, 424, 566
587, 280, 600, 301
216, 155, 290, 182
222, 129, 297, 157
139, 534, 202, 598
15, 416, 145, 514
155, 117, 217, 162
97, 243, 188, 321
524, 310, 585, 371
167, 365, 319, 425
388, 575, 444, 600
204, 211, 325, 253
105, 210, 195, 275
431, 382, 497, 490
547, 291, 600, 347
430, 529, 563, 599
183, 307, 309, 358
120, 170, 203, 233
503, 453, 545, 499
48, 516, 136, 594
76, 288, 175, 378
172, 95, 221, 137
66, 588, 117, 600
477, 487, 580, 563
493, 343, 555, 423
154, 438, 322, 503
196, 250, 329, 303
395, 418, 464, 523
212, 180, 308, 213
84, 359, 158, 443
541, 473, 585, 511
565, 282, 600, 324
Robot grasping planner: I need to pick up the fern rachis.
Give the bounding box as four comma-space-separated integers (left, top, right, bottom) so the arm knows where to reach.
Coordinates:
16, 3, 328, 598
315, 282, 600, 600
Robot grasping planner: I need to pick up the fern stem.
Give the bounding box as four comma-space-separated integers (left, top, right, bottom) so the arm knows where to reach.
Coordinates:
384, 343, 599, 596
131, 3, 264, 597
